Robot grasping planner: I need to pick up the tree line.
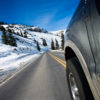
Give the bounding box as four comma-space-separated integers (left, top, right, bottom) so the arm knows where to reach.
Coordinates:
51, 33, 64, 50
0, 24, 64, 51
34, 38, 48, 51
1, 26, 17, 47
0, 21, 7, 25
36, 33, 64, 51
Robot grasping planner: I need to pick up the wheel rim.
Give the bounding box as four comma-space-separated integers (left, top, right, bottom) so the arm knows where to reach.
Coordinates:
69, 72, 80, 100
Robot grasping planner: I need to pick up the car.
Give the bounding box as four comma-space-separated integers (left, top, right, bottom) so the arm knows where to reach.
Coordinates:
64, 0, 100, 100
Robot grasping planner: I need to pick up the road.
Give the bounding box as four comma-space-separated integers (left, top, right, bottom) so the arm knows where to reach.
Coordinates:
0, 51, 71, 100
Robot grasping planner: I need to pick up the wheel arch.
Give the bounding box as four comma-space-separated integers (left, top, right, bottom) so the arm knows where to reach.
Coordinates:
65, 47, 76, 61
64, 40, 99, 100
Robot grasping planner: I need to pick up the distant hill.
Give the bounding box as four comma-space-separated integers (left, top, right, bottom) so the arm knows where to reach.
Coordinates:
0, 24, 62, 83
0, 24, 61, 53
51, 30, 65, 36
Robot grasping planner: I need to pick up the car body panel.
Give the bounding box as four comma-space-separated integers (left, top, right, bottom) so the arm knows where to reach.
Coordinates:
65, 0, 100, 99
65, 40, 99, 100
83, 0, 100, 96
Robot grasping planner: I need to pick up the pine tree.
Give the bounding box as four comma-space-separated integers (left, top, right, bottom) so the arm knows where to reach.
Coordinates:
8, 33, 17, 47
24, 31, 27, 38
61, 33, 64, 50
2, 31, 8, 44
36, 41, 41, 51
55, 39, 59, 50
12, 37, 17, 47
1, 22, 4, 25
20, 31, 23, 37
34, 39, 37, 43
51, 40, 55, 50
42, 39, 47, 46
8, 29, 12, 33
42, 28, 48, 33
0, 26, 6, 31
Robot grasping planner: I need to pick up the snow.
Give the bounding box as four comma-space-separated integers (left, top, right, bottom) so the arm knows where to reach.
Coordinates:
51, 30, 66, 36
0, 24, 62, 83
0, 53, 41, 83
0, 40, 41, 83
50, 49, 64, 53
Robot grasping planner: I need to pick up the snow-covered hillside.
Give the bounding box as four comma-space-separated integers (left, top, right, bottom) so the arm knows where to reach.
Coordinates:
51, 30, 65, 36
0, 24, 61, 83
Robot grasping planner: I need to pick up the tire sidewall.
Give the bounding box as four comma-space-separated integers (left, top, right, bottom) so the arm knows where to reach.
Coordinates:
66, 58, 87, 100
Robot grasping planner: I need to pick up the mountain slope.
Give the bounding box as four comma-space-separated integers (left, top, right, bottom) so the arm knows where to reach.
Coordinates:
0, 24, 61, 83
51, 30, 65, 36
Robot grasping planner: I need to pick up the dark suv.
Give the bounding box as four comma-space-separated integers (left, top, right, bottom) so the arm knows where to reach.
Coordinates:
65, 0, 100, 100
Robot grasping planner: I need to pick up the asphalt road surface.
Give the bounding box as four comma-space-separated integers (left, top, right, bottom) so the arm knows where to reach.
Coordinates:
0, 51, 71, 100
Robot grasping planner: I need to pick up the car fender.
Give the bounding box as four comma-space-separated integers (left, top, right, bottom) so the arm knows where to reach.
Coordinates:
65, 40, 99, 100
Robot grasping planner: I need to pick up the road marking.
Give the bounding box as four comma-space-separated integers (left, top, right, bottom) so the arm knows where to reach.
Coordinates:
48, 52, 66, 68
48, 53, 66, 64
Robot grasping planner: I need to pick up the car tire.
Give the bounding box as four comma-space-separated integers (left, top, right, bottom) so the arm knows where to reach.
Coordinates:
66, 57, 94, 100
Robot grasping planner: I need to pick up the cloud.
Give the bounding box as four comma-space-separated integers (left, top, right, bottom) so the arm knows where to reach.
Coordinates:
33, 11, 57, 28
29, 4, 73, 31
46, 16, 72, 31
56, 16, 71, 28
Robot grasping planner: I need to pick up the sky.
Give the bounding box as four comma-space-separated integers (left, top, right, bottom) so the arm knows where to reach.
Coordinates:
0, 0, 80, 31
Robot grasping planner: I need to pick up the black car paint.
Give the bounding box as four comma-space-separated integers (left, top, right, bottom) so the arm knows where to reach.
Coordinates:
65, 0, 100, 99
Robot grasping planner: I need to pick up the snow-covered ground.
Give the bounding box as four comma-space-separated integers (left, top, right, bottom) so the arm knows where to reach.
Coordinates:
0, 52, 41, 84
51, 30, 66, 36
50, 49, 64, 53
0, 24, 62, 83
